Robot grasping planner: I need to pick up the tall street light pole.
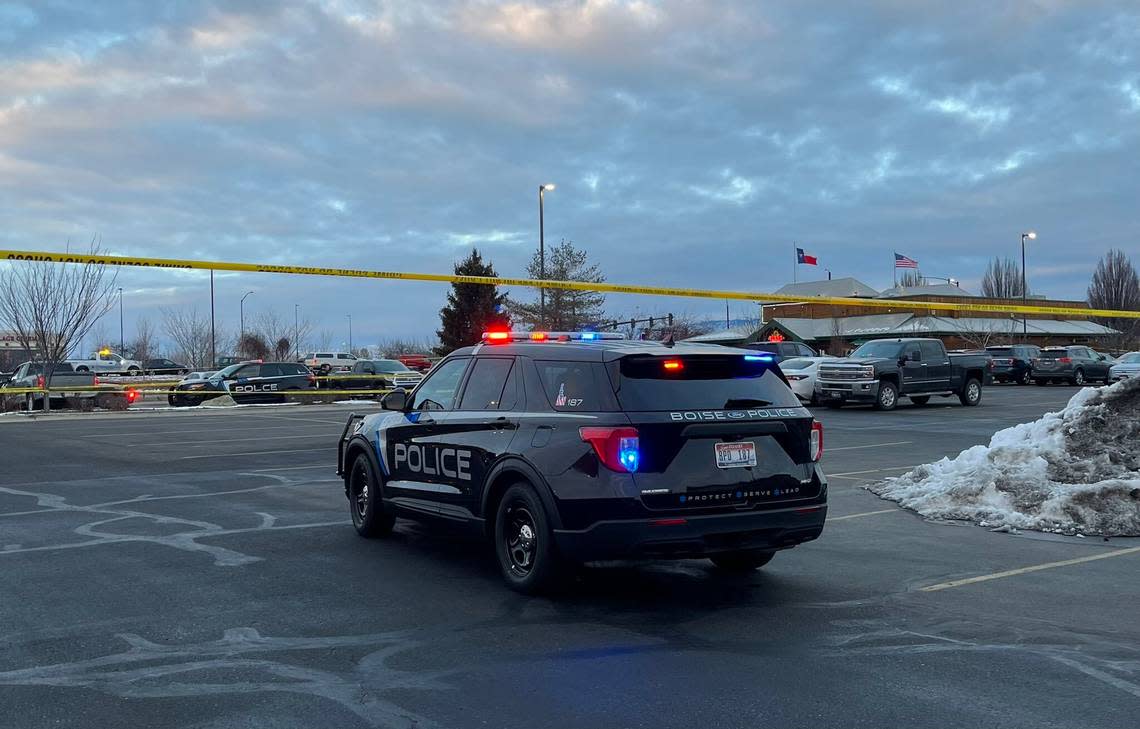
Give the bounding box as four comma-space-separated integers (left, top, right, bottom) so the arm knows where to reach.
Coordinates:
347, 314, 353, 352
240, 291, 254, 353
118, 287, 124, 355
209, 271, 216, 367
538, 183, 555, 328
1021, 231, 1036, 342
294, 304, 300, 361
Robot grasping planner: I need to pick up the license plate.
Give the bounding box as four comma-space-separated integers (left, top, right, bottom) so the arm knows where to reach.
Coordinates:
715, 442, 757, 469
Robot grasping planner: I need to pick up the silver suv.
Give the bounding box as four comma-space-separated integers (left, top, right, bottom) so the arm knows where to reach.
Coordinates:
301, 352, 357, 374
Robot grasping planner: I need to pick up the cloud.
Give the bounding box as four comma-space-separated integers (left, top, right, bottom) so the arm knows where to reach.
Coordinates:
0, 0, 1138, 342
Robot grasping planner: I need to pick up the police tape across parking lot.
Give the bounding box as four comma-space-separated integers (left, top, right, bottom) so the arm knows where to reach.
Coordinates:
5, 248, 1140, 319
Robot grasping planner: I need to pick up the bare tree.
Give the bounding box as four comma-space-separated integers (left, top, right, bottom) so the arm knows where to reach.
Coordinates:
1088, 249, 1140, 349
274, 337, 292, 362
128, 317, 157, 361
981, 257, 1025, 298
162, 307, 215, 368
0, 243, 118, 411
955, 317, 1016, 350
252, 310, 312, 360
317, 329, 335, 351
897, 269, 923, 288
376, 336, 440, 356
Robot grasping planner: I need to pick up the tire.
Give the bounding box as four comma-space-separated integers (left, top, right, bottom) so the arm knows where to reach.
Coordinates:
75, 366, 89, 373
873, 381, 898, 411
1070, 369, 1085, 386
348, 453, 395, 538
910, 395, 930, 406
127, 367, 140, 376
494, 483, 564, 594
709, 549, 776, 572
959, 377, 982, 406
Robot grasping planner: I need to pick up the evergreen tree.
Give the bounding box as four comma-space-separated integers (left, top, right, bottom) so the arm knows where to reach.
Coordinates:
436, 249, 510, 355
510, 239, 606, 330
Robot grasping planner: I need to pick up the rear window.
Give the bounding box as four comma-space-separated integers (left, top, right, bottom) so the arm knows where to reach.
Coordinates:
986, 347, 1013, 356
1038, 350, 1069, 359
615, 354, 799, 411
534, 360, 616, 412
1118, 353, 1140, 364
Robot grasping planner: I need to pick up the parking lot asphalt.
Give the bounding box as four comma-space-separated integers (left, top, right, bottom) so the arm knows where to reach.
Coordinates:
2, 384, 1138, 728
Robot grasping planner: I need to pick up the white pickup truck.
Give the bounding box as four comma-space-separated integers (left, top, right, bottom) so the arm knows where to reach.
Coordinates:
66, 351, 143, 375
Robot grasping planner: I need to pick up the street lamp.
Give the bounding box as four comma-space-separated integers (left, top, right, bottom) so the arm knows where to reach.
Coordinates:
240, 291, 254, 352
347, 314, 353, 352
538, 183, 555, 327
294, 304, 300, 360
117, 287, 124, 355
1021, 231, 1036, 341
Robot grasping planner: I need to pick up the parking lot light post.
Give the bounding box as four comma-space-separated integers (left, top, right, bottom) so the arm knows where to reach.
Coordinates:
538, 183, 555, 328
240, 291, 254, 353
294, 304, 300, 361
1021, 231, 1036, 342
118, 287, 124, 355
347, 314, 353, 352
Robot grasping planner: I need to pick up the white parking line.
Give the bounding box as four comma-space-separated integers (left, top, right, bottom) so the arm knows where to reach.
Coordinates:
827, 440, 912, 452
183, 433, 340, 446
82, 424, 339, 438
827, 508, 899, 522
180, 447, 337, 459
251, 464, 330, 472
826, 466, 915, 479
920, 546, 1140, 592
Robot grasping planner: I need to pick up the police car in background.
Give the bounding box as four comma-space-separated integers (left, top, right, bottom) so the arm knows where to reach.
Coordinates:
169, 360, 316, 406
337, 331, 827, 593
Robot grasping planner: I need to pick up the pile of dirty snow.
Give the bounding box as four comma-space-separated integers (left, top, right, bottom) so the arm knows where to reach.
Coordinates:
868, 376, 1140, 535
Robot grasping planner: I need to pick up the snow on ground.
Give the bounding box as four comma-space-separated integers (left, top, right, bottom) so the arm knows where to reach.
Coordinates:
868, 376, 1140, 536
333, 400, 381, 406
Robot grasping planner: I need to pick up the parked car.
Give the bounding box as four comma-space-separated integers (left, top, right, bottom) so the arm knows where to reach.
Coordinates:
143, 358, 189, 375
169, 361, 316, 406
66, 351, 143, 375
1108, 351, 1140, 382
1032, 346, 1113, 386
815, 337, 992, 410
322, 359, 424, 394
301, 352, 358, 374
779, 357, 828, 404
985, 344, 1040, 385
394, 353, 434, 373
1, 361, 137, 410
741, 340, 818, 363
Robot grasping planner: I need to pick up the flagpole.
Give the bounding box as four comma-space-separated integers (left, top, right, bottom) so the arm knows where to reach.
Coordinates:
793, 242, 797, 284
892, 251, 896, 288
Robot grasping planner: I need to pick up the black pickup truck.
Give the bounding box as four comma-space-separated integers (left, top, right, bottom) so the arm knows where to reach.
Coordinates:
814, 338, 992, 410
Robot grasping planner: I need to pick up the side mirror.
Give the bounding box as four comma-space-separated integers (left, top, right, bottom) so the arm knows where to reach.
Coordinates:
381, 390, 407, 411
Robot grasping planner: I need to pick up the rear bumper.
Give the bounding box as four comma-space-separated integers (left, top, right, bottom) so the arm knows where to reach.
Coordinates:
552, 503, 827, 561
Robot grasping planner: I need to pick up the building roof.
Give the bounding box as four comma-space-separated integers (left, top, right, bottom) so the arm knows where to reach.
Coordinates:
877, 284, 977, 298
773, 277, 879, 299
682, 325, 755, 344
767, 314, 1118, 341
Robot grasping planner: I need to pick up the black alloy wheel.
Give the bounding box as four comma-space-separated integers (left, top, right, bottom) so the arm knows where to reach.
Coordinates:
349, 453, 395, 537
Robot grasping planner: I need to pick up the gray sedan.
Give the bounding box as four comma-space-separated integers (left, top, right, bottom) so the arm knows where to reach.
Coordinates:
1109, 351, 1140, 382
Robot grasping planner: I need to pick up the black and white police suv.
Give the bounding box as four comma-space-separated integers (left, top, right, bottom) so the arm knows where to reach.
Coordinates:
169, 360, 316, 406
336, 331, 826, 593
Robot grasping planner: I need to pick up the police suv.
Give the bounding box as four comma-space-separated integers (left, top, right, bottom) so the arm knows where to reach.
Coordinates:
169, 360, 316, 406
336, 331, 826, 593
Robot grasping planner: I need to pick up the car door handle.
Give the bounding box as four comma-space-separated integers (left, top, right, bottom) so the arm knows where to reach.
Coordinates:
490, 416, 512, 430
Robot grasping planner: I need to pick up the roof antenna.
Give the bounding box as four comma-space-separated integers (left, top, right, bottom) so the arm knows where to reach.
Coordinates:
662, 333, 675, 348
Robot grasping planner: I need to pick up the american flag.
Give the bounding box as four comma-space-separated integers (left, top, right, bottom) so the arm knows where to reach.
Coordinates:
894, 252, 919, 269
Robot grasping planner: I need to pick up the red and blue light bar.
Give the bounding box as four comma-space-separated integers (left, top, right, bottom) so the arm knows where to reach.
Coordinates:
481, 331, 627, 344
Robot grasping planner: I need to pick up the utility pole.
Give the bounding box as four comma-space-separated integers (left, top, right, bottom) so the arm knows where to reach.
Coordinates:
240, 291, 254, 355
209, 271, 216, 367
118, 287, 124, 355
294, 304, 300, 360
347, 314, 353, 352
538, 183, 555, 328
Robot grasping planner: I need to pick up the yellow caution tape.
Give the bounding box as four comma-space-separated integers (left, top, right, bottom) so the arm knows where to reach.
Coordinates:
4, 249, 1138, 319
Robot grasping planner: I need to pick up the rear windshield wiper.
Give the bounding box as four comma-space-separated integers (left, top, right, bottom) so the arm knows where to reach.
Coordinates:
724, 398, 771, 408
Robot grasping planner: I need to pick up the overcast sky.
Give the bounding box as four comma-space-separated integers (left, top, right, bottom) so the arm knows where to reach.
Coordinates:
2, 0, 1138, 348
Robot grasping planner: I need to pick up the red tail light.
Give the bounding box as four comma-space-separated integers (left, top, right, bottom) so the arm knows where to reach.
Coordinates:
1058, 357, 1072, 363
810, 420, 824, 462
93, 375, 100, 385
36, 374, 45, 389
126, 389, 139, 403
579, 426, 640, 472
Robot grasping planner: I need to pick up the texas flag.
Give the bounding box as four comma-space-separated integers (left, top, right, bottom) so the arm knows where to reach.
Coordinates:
796, 247, 818, 266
